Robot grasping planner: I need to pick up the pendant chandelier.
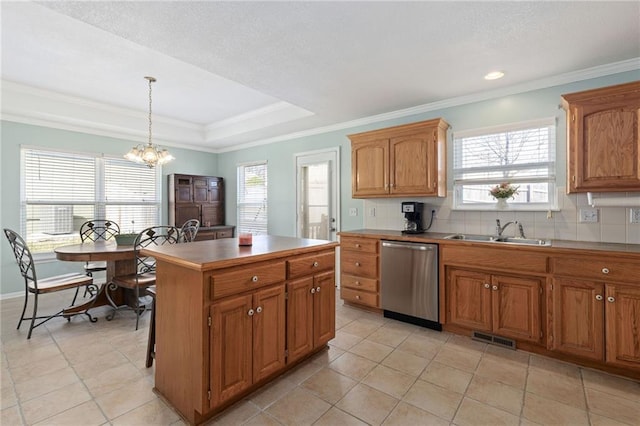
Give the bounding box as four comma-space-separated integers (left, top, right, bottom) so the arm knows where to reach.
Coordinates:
125, 76, 175, 168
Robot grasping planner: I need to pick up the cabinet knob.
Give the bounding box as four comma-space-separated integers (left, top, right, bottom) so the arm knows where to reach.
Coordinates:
256, 306, 262, 314
313, 261, 319, 267
607, 296, 615, 303
355, 262, 361, 267
248, 309, 255, 316
356, 295, 361, 300
355, 243, 361, 248
484, 283, 490, 289
355, 281, 361, 286
252, 276, 259, 282
310, 288, 316, 294
601, 268, 610, 274
316, 286, 321, 293
595, 294, 603, 301
492, 285, 498, 291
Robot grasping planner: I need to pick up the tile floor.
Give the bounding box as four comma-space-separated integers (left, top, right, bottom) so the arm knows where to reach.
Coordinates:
1, 289, 639, 425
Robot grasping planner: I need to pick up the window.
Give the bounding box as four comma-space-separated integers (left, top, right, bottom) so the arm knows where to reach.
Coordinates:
237, 162, 268, 235
453, 118, 557, 210
21, 147, 160, 255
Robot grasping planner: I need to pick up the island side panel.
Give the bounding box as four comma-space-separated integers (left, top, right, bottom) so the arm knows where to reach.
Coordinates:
154, 261, 208, 424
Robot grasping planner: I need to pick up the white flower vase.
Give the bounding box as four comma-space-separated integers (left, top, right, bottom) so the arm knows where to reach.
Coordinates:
496, 198, 508, 210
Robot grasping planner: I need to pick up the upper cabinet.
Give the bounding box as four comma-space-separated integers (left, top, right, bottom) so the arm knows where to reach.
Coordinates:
349, 118, 449, 198
562, 81, 640, 193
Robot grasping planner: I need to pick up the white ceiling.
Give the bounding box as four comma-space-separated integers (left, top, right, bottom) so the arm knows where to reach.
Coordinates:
2, 1, 639, 152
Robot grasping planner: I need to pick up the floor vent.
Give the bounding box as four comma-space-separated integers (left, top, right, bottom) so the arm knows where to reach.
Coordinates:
472, 331, 516, 350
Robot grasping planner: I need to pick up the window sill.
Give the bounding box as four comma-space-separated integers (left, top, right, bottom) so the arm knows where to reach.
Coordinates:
453, 205, 560, 212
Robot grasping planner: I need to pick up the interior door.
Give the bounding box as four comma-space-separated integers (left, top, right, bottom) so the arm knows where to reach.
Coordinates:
295, 149, 339, 242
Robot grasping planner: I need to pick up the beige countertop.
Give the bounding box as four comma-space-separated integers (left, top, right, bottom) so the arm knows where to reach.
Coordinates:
339, 229, 640, 256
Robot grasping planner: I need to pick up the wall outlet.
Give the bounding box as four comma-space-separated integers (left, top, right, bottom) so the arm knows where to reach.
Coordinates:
349, 207, 358, 217
579, 208, 599, 223
631, 208, 640, 224
368, 207, 376, 217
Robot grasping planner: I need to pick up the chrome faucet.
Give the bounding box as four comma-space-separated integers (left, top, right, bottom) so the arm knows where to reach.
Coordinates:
517, 222, 526, 239
495, 219, 516, 238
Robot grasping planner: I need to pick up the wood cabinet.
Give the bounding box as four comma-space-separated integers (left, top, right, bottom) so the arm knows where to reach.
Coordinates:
562, 81, 640, 192
349, 118, 449, 198
211, 284, 285, 407
339, 236, 380, 309
146, 237, 337, 425
550, 255, 640, 369
168, 174, 227, 235
446, 268, 543, 343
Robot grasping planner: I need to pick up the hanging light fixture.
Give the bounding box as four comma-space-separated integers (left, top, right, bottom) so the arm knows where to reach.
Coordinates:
125, 76, 175, 168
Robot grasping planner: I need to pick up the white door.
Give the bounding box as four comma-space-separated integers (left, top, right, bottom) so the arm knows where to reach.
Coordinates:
295, 149, 339, 242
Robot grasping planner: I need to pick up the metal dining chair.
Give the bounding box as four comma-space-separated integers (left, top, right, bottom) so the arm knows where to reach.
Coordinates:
180, 219, 200, 243
108, 225, 180, 330
3, 228, 94, 339
79, 219, 120, 278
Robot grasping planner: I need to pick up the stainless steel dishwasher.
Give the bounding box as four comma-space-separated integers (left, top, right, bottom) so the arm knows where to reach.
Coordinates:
381, 240, 441, 330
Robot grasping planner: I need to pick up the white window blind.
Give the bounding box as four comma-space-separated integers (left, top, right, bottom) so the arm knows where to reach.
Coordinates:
237, 162, 268, 235
453, 118, 557, 210
21, 147, 160, 254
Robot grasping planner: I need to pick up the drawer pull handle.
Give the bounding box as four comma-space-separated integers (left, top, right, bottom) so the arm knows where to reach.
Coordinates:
310, 288, 316, 294
355, 244, 361, 248
313, 261, 319, 267
595, 294, 603, 301
355, 262, 361, 267
484, 283, 490, 289
248, 309, 255, 316
607, 296, 615, 303
602, 268, 610, 274
355, 281, 361, 286
252, 276, 259, 282
316, 286, 321, 293
356, 295, 361, 300
492, 285, 498, 291
256, 306, 262, 314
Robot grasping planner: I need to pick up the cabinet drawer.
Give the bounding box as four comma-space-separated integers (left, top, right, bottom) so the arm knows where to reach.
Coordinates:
442, 246, 548, 274
341, 274, 378, 292
215, 229, 233, 239
341, 287, 378, 308
340, 236, 378, 254
552, 256, 640, 283
287, 251, 335, 279
211, 261, 286, 299
341, 251, 379, 279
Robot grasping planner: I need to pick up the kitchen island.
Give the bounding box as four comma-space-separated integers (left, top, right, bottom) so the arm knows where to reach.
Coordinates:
140, 235, 339, 425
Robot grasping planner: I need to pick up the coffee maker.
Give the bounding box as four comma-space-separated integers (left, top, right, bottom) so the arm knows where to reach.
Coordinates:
401, 201, 425, 234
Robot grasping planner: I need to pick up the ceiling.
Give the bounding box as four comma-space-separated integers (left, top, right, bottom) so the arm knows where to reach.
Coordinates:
2, 1, 639, 152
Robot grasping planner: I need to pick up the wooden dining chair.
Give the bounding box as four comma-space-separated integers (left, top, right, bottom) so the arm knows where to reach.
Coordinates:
3, 228, 94, 339
180, 219, 200, 243
108, 225, 180, 330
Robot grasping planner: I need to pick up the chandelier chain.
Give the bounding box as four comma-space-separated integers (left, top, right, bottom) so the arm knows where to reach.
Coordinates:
148, 77, 153, 146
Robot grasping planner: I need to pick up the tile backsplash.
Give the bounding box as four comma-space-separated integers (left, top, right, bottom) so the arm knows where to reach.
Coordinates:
362, 189, 640, 245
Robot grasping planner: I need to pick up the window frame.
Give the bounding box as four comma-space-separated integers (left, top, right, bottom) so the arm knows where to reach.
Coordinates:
20, 145, 161, 260
236, 161, 268, 235
452, 118, 558, 211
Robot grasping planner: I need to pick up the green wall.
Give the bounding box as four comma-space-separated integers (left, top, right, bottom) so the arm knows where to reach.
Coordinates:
1, 70, 638, 295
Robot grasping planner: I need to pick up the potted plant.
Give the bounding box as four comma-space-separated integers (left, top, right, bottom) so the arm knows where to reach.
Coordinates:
489, 182, 519, 209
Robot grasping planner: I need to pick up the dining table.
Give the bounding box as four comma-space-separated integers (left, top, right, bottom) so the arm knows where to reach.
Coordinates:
54, 241, 137, 319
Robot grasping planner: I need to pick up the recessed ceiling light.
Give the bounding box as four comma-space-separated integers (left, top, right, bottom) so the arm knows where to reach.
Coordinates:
484, 71, 505, 80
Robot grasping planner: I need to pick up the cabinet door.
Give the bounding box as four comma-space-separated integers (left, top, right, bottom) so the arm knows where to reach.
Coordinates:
253, 285, 286, 382
313, 271, 335, 348
351, 139, 389, 197
175, 175, 193, 203
605, 284, 640, 368
176, 204, 200, 228
193, 176, 209, 203
491, 275, 542, 343
390, 131, 438, 195
550, 278, 604, 361
447, 269, 492, 331
211, 294, 253, 407
202, 204, 224, 226
286, 277, 314, 363
209, 178, 224, 202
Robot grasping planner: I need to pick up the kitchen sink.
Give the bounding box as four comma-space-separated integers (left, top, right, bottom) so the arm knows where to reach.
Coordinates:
444, 234, 551, 246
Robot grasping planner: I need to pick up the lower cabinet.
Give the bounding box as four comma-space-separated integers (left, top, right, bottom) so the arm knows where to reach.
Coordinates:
210, 284, 285, 407
551, 278, 640, 368
447, 268, 543, 343
287, 271, 335, 363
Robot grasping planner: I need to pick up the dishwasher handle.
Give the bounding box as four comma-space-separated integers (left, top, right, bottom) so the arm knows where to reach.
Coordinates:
381, 241, 435, 251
